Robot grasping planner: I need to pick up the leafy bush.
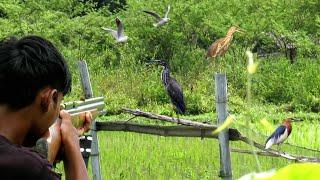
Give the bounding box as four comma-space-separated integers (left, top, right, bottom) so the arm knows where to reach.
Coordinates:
0, 0, 319, 114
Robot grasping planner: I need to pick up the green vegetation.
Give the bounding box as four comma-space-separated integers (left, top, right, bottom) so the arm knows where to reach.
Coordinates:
1, 0, 320, 179
93, 109, 320, 179
1, 0, 319, 113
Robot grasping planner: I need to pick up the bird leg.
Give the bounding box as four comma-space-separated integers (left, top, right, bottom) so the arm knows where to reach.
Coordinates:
125, 116, 137, 123
217, 57, 221, 73
222, 57, 227, 73
174, 112, 181, 125
277, 144, 284, 154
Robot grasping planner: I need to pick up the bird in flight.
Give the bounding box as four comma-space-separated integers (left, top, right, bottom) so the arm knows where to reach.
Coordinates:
265, 117, 302, 150
143, 5, 171, 27
101, 17, 128, 43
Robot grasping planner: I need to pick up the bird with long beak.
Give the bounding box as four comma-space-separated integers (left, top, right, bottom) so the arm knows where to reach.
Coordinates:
206, 26, 244, 59
265, 117, 303, 150
148, 60, 186, 114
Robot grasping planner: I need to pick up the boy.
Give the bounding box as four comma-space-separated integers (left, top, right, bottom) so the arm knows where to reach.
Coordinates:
0, 35, 90, 179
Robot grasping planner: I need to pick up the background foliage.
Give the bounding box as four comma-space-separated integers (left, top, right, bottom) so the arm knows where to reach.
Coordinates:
1, 0, 319, 115
1, 0, 320, 179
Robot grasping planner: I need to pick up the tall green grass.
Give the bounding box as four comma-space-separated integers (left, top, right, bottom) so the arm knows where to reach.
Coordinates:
0, 0, 319, 114
88, 110, 320, 179
1, 0, 320, 179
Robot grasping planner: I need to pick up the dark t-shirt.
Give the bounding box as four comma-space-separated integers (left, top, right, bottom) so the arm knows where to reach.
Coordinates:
0, 135, 60, 180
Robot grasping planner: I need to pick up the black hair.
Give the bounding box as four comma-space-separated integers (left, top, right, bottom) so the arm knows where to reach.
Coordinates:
0, 35, 72, 110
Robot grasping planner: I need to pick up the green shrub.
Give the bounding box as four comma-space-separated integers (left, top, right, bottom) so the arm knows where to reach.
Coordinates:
0, 0, 319, 114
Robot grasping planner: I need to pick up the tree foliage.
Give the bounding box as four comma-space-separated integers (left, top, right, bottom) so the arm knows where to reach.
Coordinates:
0, 0, 319, 114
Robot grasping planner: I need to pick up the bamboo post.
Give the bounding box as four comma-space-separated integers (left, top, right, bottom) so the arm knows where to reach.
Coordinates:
78, 60, 102, 180
215, 73, 232, 179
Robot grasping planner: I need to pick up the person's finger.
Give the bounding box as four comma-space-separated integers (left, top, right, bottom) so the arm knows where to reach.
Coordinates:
77, 127, 85, 135
55, 118, 62, 126
59, 110, 71, 122
83, 112, 92, 132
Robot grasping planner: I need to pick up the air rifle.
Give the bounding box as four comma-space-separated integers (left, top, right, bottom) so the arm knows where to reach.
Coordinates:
35, 97, 105, 164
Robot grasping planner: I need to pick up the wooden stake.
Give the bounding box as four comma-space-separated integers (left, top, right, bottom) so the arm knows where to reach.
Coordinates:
215, 73, 232, 179
78, 60, 102, 180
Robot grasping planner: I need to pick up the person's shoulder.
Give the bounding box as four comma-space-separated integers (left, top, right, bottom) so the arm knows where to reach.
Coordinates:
0, 139, 60, 179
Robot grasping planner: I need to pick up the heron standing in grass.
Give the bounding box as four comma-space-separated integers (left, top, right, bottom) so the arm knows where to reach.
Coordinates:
206, 26, 244, 71
151, 60, 186, 114
265, 117, 303, 150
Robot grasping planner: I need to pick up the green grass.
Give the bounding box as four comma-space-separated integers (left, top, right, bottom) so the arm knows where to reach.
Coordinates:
79, 107, 320, 179
1, 0, 319, 179
99, 132, 219, 179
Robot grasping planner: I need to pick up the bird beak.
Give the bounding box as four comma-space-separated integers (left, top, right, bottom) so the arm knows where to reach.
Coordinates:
236, 28, 245, 33
151, 60, 161, 63
146, 60, 161, 65
291, 118, 303, 122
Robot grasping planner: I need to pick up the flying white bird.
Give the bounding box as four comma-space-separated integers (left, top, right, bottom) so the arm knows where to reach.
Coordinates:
101, 17, 128, 43
143, 5, 171, 27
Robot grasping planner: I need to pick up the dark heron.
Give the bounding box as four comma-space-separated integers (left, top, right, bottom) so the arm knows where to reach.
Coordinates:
151, 60, 186, 114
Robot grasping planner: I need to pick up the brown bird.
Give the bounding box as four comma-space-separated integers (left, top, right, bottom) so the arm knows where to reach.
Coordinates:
206, 26, 244, 59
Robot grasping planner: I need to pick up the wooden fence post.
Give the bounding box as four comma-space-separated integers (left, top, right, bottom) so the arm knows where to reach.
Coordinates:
215, 73, 232, 179
78, 60, 102, 180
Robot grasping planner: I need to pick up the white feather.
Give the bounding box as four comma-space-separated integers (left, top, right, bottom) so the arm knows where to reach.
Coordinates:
275, 128, 289, 144
265, 128, 289, 149
265, 139, 274, 149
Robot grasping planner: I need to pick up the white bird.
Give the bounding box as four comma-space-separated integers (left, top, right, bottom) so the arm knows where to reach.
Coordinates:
101, 17, 128, 43
143, 5, 171, 27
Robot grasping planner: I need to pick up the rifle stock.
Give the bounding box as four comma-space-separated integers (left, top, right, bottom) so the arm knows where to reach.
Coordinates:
35, 97, 105, 164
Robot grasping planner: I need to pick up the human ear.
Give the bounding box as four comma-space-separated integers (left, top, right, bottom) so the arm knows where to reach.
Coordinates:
50, 89, 59, 107
40, 90, 51, 112
40, 89, 58, 112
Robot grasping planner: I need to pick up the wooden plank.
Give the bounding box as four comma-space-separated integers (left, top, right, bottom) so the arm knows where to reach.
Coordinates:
122, 108, 213, 128
97, 121, 218, 138
78, 60, 102, 180
215, 73, 232, 179
78, 60, 94, 99
95, 121, 242, 140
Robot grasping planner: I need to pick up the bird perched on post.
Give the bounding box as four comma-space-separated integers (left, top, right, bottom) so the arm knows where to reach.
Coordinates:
265, 117, 303, 150
206, 26, 244, 59
101, 17, 128, 43
143, 5, 171, 27
150, 60, 186, 114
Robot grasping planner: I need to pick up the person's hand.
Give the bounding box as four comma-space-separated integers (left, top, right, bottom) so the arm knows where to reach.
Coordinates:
77, 111, 92, 135
59, 110, 89, 180
59, 110, 79, 156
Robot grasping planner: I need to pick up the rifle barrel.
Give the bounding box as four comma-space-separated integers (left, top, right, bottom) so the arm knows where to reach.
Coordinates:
65, 101, 104, 115
61, 97, 104, 110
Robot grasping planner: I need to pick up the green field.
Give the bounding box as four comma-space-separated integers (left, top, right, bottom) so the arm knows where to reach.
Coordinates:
88, 109, 320, 179
1, 0, 320, 179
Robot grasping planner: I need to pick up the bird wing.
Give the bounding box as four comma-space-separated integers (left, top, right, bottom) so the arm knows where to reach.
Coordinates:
116, 17, 125, 38
265, 125, 287, 145
143, 10, 162, 21
166, 78, 186, 114
221, 37, 232, 52
206, 38, 224, 58
101, 27, 118, 39
165, 5, 170, 18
